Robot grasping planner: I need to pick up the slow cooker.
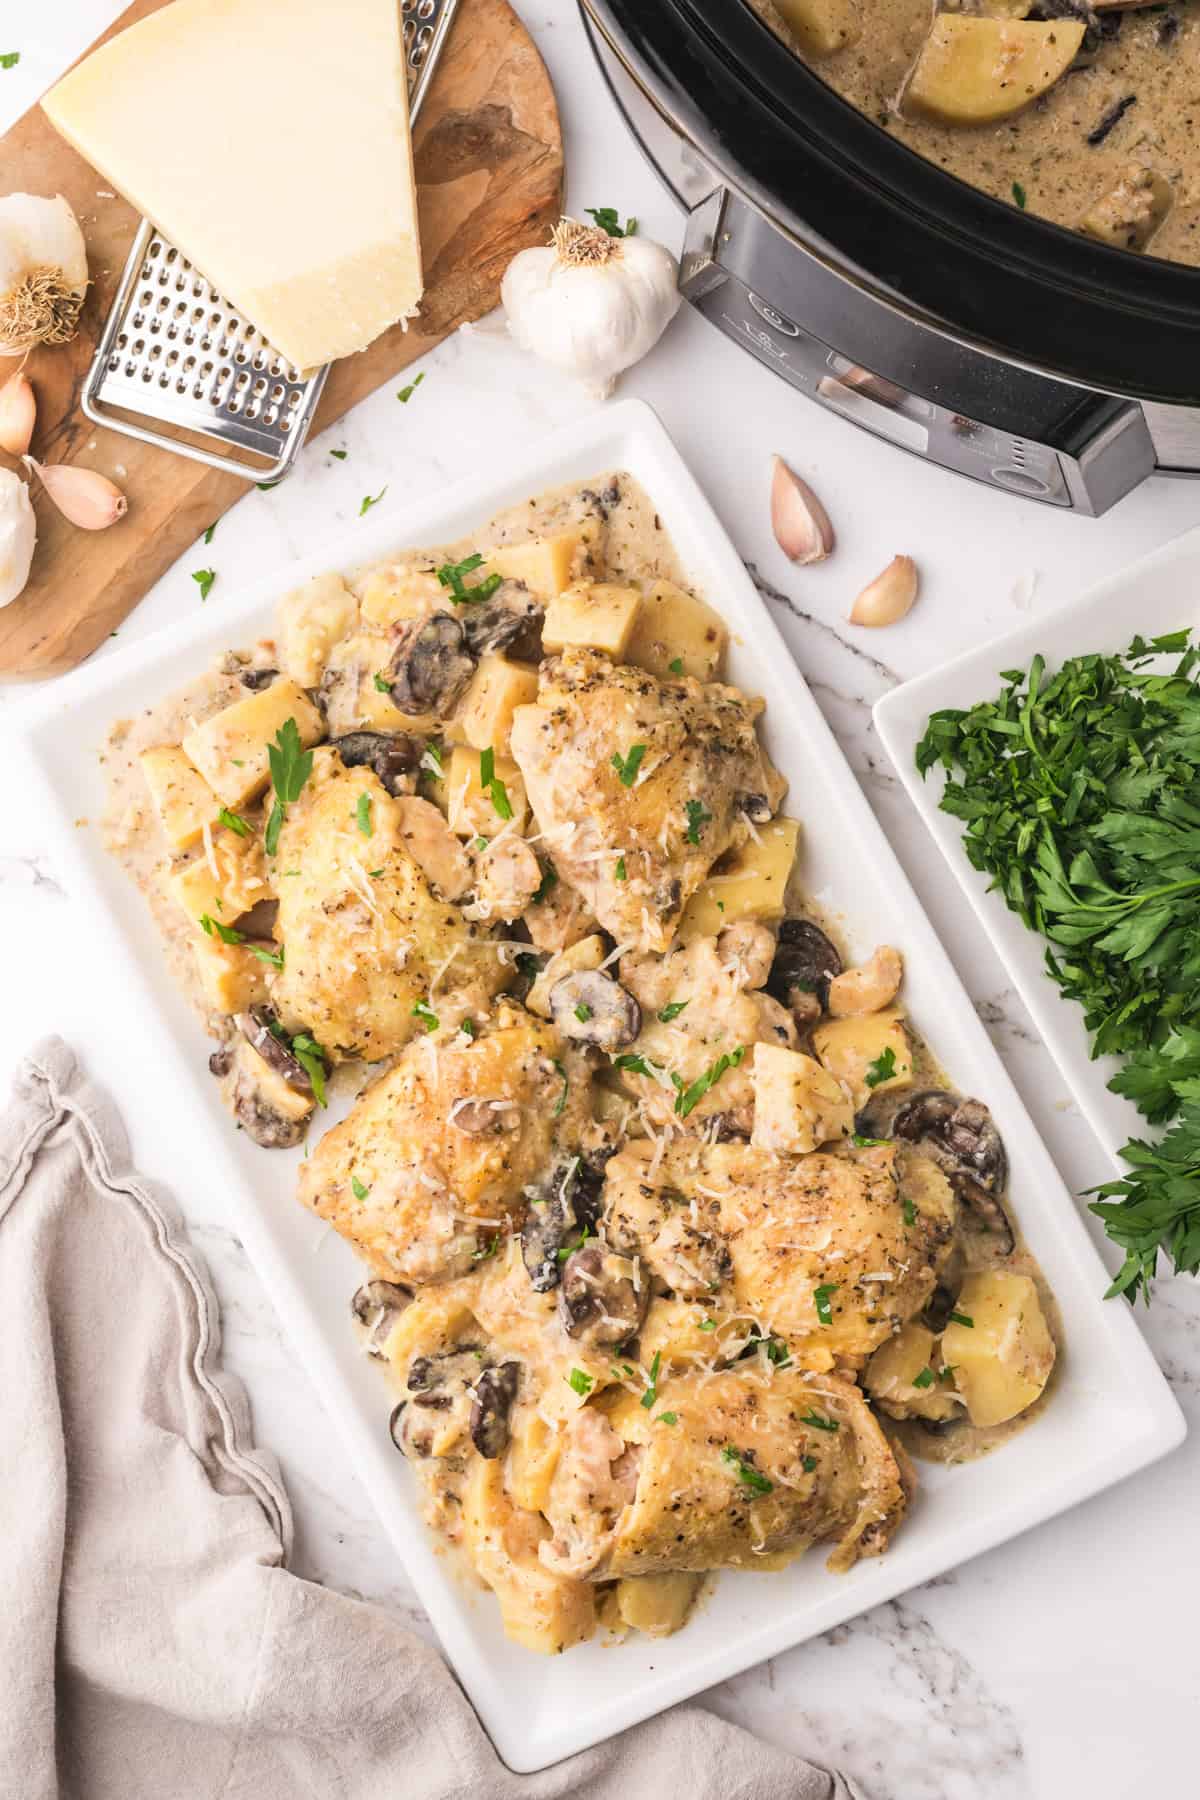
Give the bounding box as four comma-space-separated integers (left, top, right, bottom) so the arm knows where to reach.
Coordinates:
580, 0, 1200, 515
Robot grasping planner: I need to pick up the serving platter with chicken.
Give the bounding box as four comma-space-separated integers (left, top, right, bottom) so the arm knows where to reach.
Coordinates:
103, 466, 1059, 1656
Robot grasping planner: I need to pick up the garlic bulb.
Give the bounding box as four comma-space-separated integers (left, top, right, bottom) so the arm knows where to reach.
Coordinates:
0, 194, 89, 356
501, 217, 681, 399
23, 456, 128, 530
0, 467, 37, 608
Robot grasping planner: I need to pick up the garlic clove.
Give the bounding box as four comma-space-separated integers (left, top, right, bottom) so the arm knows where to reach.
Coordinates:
22, 455, 127, 530
849, 555, 919, 628
770, 455, 835, 565
0, 465, 37, 608
0, 368, 36, 456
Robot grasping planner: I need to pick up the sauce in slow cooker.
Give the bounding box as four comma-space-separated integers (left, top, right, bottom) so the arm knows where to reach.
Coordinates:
751, 0, 1200, 265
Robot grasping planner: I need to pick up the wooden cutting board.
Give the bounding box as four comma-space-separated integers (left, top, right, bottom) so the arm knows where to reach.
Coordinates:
0, 0, 562, 680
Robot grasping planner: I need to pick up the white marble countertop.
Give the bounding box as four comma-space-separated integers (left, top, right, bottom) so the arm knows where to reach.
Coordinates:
4, 5, 1198, 1794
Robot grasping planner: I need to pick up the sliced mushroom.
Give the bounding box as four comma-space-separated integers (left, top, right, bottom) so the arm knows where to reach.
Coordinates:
386, 613, 476, 717
450, 1097, 521, 1137
393, 795, 473, 901
827, 945, 903, 1017
469, 1361, 520, 1458
351, 1279, 414, 1356
737, 791, 775, 824
475, 836, 542, 920
332, 730, 422, 796
521, 1154, 603, 1292
891, 1090, 1013, 1249
558, 1244, 649, 1348
766, 918, 843, 1015
235, 1008, 313, 1092
549, 970, 641, 1052
391, 1344, 486, 1459
226, 1039, 313, 1149
461, 588, 544, 661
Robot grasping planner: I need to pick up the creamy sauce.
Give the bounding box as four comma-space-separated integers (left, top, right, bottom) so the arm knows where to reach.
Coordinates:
752, 0, 1200, 264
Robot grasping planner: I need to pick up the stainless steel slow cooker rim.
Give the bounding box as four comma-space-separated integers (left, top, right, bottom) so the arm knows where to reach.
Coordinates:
581, 0, 1198, 410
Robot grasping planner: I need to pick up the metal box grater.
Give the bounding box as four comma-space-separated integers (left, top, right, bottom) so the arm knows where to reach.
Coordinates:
81, 0, 459, 484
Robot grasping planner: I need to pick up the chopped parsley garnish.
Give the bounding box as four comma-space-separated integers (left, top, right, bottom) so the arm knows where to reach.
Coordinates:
575, 1002, 593, 1022
397, 372, 425, 403
801, 1409, 839, 1433
556, 1224, 591, 1264
351, 1176, 370, 1201
668, 657, 684, 675
421, 740, 444, 775
864, 1046, 898, 1089
356, 792, 373, 837
912, 1367, 935, 1389
373, 671, 392, 693
614, 856, 627, 882
611, 1051, 663, 1079
813, 1282, 839, 1326
472, 1234, 501, 1263
611, 1362, 636, 1380
264, 718, 314, 856
674, 1046, 745, 1118
203, 522, 217, 545
248, 943, 285, 970
802, 1455, 818, 1473
329, 448, 347, 460
763, 1335, 792, 1368
199, 913, 243, 945
639, 1350, 662, 1410
721, 1445, 773, 1495
902, 1196, 916, 1227
586, 206, 637, 238
552, 1058, 569, 1117
359, 486, 387, 516
698, 1317, 717, 1333
436, 552, 502, 605
949, 1310, 975, 1329
459, 1018, 477, 1040
657, 1000, 689, 1023
476, 746, 513, 820
567, 1367, 594, 1397
217, 806, 250, 838
684, 798, 712, 845
1012, 181, 1027, 210
853, 1133, 890, 1149
368, 869, 384, 879
473, 836, 489, 852
191, 568, 216, 602
939, 1365, 957, 1384
412, 998, 439, 1033
1, 53, 21, 70
611, 743, 647, 787
656, 1411, 678, 1426
289, 1032, 329, 1106
531, 862, 558, 905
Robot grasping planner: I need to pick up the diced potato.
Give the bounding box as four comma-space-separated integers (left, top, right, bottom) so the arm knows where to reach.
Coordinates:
905, 17, 1084, 127
750, 1044, 854, 1154
359, 568, 443, 629
526, 933, 608, 1018
677, 817, 801, 941
445, 743, 529, 838
461, 1457, 595, 1654
486, 523, 600, 600
448, 654, 540, 753
170, 831, 271, 934
505, 1408, 563, 1513
191, 933, 269, 1016
624, 579, 727, 682
277, 571, 358, 687
942, 1271, 1056, 1429
811, 1006, 913, 1111
326, 633, 437, 734
635, 1298, 743, 1369
773, 0, 860, 58
139, 745, 218, 850
1081, 165, 1172, 253
235, 1039, 314, 1125
542, 581, 641, 658
182, 678, 324, 810
616, 1572, 702, 1638
865, 1322, 959, 1422
897, 1149, 956, 1231
382, 1290, 477, 1384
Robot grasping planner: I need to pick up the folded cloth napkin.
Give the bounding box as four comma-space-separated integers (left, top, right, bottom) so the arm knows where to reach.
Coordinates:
0, 1040, 858, 1800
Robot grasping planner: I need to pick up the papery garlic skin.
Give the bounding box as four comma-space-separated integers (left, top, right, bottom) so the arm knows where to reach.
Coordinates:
501, 218, 681, 399
0, 193, 89, 355
0, 467, 37, 608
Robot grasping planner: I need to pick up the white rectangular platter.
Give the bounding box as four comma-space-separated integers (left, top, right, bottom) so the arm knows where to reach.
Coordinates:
874, 525, 1200, 1173
9, 400, 1184, 1773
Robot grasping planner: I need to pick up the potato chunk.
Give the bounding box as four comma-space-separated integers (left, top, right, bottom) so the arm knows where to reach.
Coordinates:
773, 0, 860, 58
677, 817, 800, 941
448, 654, 539, 753
542, 582, 641, 658
942, 1270, 1056, 1428
865, 1322, 959, 1422
1081, 165, 1172, 253
615, 1572, 702, 1638
446, 744, 529, 838
905, 17, 1084, 126
277, 572, 357, 687
751, 1044, 854, 1154
811, 1006, 913, 1111
462, 1457, 595, 1655
170, 831, 271, 935
505, 1408, 563, 1514
624, 579, 727, 682
182, 679, 324, 809
190, 933, 269, 1016
486, 525, 599, 600
139, 745, 218, 850
359, 568, 443, 629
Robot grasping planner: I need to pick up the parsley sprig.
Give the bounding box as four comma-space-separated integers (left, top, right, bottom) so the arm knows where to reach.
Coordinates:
265, 718, 313, 856
437, 552, 501, 606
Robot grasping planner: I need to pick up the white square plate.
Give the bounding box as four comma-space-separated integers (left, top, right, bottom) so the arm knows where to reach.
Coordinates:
874, 525, 1200, 1171
9, 401, 1184, 1772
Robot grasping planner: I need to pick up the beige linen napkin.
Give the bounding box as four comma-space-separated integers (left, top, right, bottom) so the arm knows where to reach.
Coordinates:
0, 1039, 858, 1800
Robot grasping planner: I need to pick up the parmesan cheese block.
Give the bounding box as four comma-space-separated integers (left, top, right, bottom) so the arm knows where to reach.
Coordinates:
42, 0, 423, 372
